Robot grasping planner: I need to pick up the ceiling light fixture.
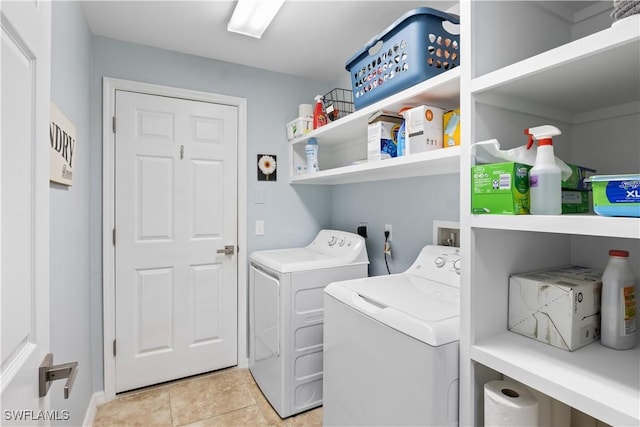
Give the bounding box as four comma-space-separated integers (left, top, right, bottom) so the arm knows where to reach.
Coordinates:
227, 0, 286, 39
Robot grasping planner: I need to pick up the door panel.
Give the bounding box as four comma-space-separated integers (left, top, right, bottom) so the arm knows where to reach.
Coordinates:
115, 91, 238, 392
1, 0, 51, 419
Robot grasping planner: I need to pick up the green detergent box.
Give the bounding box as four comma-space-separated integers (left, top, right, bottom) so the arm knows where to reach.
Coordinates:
562, 190, 590, 214
472, 162, 532, 214
562, 163, 596, 191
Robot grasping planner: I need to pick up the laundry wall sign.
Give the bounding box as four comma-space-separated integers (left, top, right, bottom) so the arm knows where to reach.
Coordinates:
50, 103, 76, 186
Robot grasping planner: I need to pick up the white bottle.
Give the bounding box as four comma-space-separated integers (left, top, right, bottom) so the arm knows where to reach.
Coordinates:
601, 249, 638, 350
525, 125, 562, 215
305, 138, 319, 173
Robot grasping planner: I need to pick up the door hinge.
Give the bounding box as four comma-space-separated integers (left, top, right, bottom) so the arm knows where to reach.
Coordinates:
112, 116, 116, 133
112, 228, 116, 245
113, 339, 116, 357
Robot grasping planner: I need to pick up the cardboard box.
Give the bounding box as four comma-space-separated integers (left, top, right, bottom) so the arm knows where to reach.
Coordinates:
443, 109, 460, 148
508, 266, 603, 351
367, 120, 402, 161
471, 162, 532, 214
562, 163, 596, 191
562, 190, 590, 214
404, 105, 444, 154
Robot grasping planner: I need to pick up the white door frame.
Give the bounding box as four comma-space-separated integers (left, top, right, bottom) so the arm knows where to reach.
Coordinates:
102, 77, 247, 401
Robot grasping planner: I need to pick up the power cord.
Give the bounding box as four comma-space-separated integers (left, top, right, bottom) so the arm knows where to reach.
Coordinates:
384, 230, 391, 275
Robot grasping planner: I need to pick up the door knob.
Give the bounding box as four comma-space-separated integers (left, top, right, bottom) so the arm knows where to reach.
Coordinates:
217, 245, 235, 255
39, 353, 78, 399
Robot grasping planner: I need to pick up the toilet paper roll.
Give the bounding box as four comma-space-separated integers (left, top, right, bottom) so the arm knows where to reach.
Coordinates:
484, 380, 539, 427
299, 104, 313, 118
505, 376, 570, 426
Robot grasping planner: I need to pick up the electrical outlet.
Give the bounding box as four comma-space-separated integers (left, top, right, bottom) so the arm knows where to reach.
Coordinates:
384, 224, 392, 241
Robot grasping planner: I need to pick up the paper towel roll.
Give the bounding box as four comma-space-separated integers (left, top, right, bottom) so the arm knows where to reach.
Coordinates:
298, 104, 313, 118
484, 380, 539, 427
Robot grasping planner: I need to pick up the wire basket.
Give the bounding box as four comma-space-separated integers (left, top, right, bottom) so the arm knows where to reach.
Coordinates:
323, 88, 354, 122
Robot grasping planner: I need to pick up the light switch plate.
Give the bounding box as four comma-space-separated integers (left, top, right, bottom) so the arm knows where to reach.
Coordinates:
255, 220, 265, 236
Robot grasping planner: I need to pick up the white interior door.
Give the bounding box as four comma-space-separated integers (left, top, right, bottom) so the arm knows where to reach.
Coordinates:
114, 90, 238, 392
1, 0, 52, 420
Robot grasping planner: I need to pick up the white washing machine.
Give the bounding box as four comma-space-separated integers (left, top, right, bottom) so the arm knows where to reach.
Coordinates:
323, 245, 461, 426
249, 230, 369, 418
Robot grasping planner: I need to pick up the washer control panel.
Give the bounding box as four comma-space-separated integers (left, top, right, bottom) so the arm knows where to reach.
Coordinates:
308, 230, 367, 262
408, 245, 461, 287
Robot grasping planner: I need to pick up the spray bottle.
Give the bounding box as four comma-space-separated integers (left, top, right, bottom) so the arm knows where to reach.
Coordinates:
525, 125, 562, 215
313, 95, 328, 129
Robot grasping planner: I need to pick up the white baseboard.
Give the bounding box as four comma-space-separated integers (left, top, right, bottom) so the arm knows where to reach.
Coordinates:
82, 391, 105, 426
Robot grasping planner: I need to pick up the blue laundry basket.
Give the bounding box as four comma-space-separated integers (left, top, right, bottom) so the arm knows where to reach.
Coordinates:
346, 8, 460, 110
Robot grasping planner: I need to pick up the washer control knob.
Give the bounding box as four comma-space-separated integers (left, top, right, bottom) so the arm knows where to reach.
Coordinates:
453, 258, 461, 275
435, 256, 446, 268
328, 236, 337, 246
338, 238, 345, 246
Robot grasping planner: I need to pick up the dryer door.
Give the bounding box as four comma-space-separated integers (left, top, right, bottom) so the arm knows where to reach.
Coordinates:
250, 264, 280, 362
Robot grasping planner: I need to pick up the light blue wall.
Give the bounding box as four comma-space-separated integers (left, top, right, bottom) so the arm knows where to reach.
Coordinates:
50, 2, 93, 425
89, 37, 333, 390
51, 8, 460, 410
331, 174, 460, 276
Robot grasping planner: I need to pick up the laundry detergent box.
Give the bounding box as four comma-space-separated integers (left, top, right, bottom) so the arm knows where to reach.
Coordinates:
404, 105, 444, 154
443, 109, 460, 148
367, 114, 403, 161
508, 266, 603, 351
561, 190, 590, 214
471, 162, 532, 214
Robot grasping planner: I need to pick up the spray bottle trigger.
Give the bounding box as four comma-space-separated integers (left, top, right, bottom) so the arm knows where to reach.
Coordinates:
525, 129, 534, 149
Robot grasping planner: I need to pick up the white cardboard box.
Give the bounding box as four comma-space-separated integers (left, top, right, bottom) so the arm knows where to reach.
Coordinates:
404, 105, 444, 154
508, 266, 602, 351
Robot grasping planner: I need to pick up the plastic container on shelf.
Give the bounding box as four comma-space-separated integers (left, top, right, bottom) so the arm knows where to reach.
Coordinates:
346, 7, 460, 110
286, 117, 313, 141
587, 174, 640, 217
601, 249, 638, 350
305, 138, 319, 173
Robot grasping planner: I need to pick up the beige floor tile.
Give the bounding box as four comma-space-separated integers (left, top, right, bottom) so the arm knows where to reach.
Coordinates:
181, 406, 270, 427
169, 369, 256, 426
283, 407, 322, 427
92, 368, 322, 427
246, 381, 285, 426
93, 387, 172, 427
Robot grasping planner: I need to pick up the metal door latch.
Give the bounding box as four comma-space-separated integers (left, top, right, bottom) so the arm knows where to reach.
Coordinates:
216, 245, 235, 255
39, 353, 78, 399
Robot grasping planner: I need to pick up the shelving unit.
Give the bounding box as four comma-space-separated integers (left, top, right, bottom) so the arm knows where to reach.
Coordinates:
285, 2, 639, 425
288, 68, 460, 184
460, 2, 640, 427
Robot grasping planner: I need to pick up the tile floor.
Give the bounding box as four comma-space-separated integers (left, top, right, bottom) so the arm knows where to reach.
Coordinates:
93, 368, 322, 426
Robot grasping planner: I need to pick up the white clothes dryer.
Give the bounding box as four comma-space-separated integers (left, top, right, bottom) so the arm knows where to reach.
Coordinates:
249, 230, 368, 418
323, 245, 461, 426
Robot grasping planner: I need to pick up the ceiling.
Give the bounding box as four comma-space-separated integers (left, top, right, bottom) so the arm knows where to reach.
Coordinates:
80, 1, 457, 83
80, 1, 604, 83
